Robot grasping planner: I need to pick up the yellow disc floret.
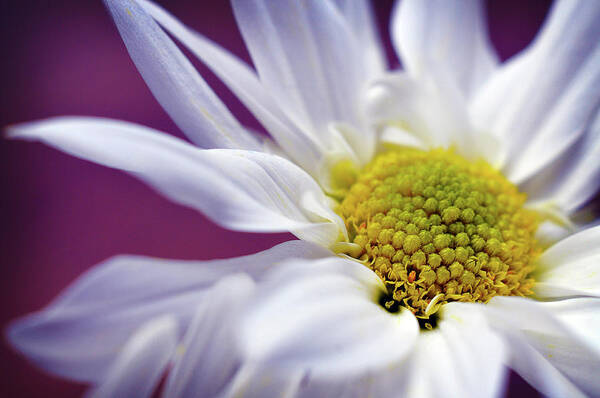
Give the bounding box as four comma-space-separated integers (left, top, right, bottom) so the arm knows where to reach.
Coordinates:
336, 148, 540, 320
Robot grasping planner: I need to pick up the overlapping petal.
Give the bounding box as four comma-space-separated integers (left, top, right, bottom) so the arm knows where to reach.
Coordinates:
486, 296, 600, 398
231, 0, 375, 164
367, 73, 462, 148
136, 0, 326, 176
521, 111, 600, 214
375, 0, 506, 167
391, 0, 498, 99
86, 316, 177, 398
7, 117, 345, 246
534, 225, 600, 299
220, 364, 304, 398
235, 273, 506, 398
7, 240, 332, 382
103, 0, 261, 150
239, 257, 419, 377
471, 0, 600, 184
162, 274, 255, 398
366, 72, 505, 167
332, 0, 386, 77
399, 303, 506, 398
543, 298, 600, 356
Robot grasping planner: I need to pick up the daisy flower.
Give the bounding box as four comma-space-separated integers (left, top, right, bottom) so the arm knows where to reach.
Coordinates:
7, 0, 600, 397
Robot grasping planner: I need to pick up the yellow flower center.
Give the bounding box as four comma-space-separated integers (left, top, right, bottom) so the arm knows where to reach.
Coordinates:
335, 148, 541, 325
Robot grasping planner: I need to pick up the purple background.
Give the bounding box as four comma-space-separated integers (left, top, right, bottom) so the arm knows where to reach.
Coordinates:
0, 0, 551, 396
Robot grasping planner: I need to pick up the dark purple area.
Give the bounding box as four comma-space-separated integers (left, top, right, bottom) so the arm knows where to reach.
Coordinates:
0, 1, 551, 397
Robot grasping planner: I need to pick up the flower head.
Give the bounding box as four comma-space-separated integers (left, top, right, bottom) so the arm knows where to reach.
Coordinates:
7, 0, 600, 397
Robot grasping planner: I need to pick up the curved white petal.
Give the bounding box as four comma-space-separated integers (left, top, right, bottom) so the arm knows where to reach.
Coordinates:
471, 0, 600, 184
7, 240, 331, 382
230, 273, 504, 398
332, 0, 386, 77
366, 73, 505, 167
520, 110, 600, 214
296, 377, 368, 398
391, 0, 498, 99
402, 303, 506, 398
136, 0, 326, 176
225, 353, 407, 398
162, 274, 255, 398
224, 354, 407, 398
221, 363, 304, 398
367, 73, 466, 148
8, 117, 345, 246
231, 0, 375, 164
379, 125, 427, 150
239, 257, 419, 377
534, 225, 600, 299
534, 219, 574, 248
86, 316, 177, 398
486, 296, 600, 398
103, 0, 260, 150
541, 298, 600, 359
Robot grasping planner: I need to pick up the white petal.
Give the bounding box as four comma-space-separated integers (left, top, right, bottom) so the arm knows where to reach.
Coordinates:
365, 73, 420, 131
391, 0, 498, 99
224, 358, 405, 398
525, 200, 576, 247
8, 117, 345, 246
541, 298, 600, 358
220, 363, 304, 398
367, 73, 465, 148
7, 240, 331, 382
366, 73, 504, 166
103, 0, 260, 150
298, 364, 416, 398
297, 378, 367, 398
545, 111, 600, 213
403, 303, 506, 398
226, 352, 406, 398
471, 0, 600, 184
162, 274, 255, 398
534, 219, 574, 248
86, 316, 177, 398
520, 110, 600, 214
332, 0, 386, 77
136, 0, 326, 176
379, 125, 427, 149
231, 0, 375, 163
486, 296, 600, 398
239, 257, 419, 377
490, 330, 584, 398
534, 225, 600, 299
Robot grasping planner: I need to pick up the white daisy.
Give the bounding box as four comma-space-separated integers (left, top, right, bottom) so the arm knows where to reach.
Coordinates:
7, 0, 600, 397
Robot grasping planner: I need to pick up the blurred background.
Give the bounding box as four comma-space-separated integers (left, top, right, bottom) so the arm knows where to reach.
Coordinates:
0, 0, 552, 396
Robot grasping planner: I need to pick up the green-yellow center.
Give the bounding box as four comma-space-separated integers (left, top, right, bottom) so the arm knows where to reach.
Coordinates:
335, 148, 541, 324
